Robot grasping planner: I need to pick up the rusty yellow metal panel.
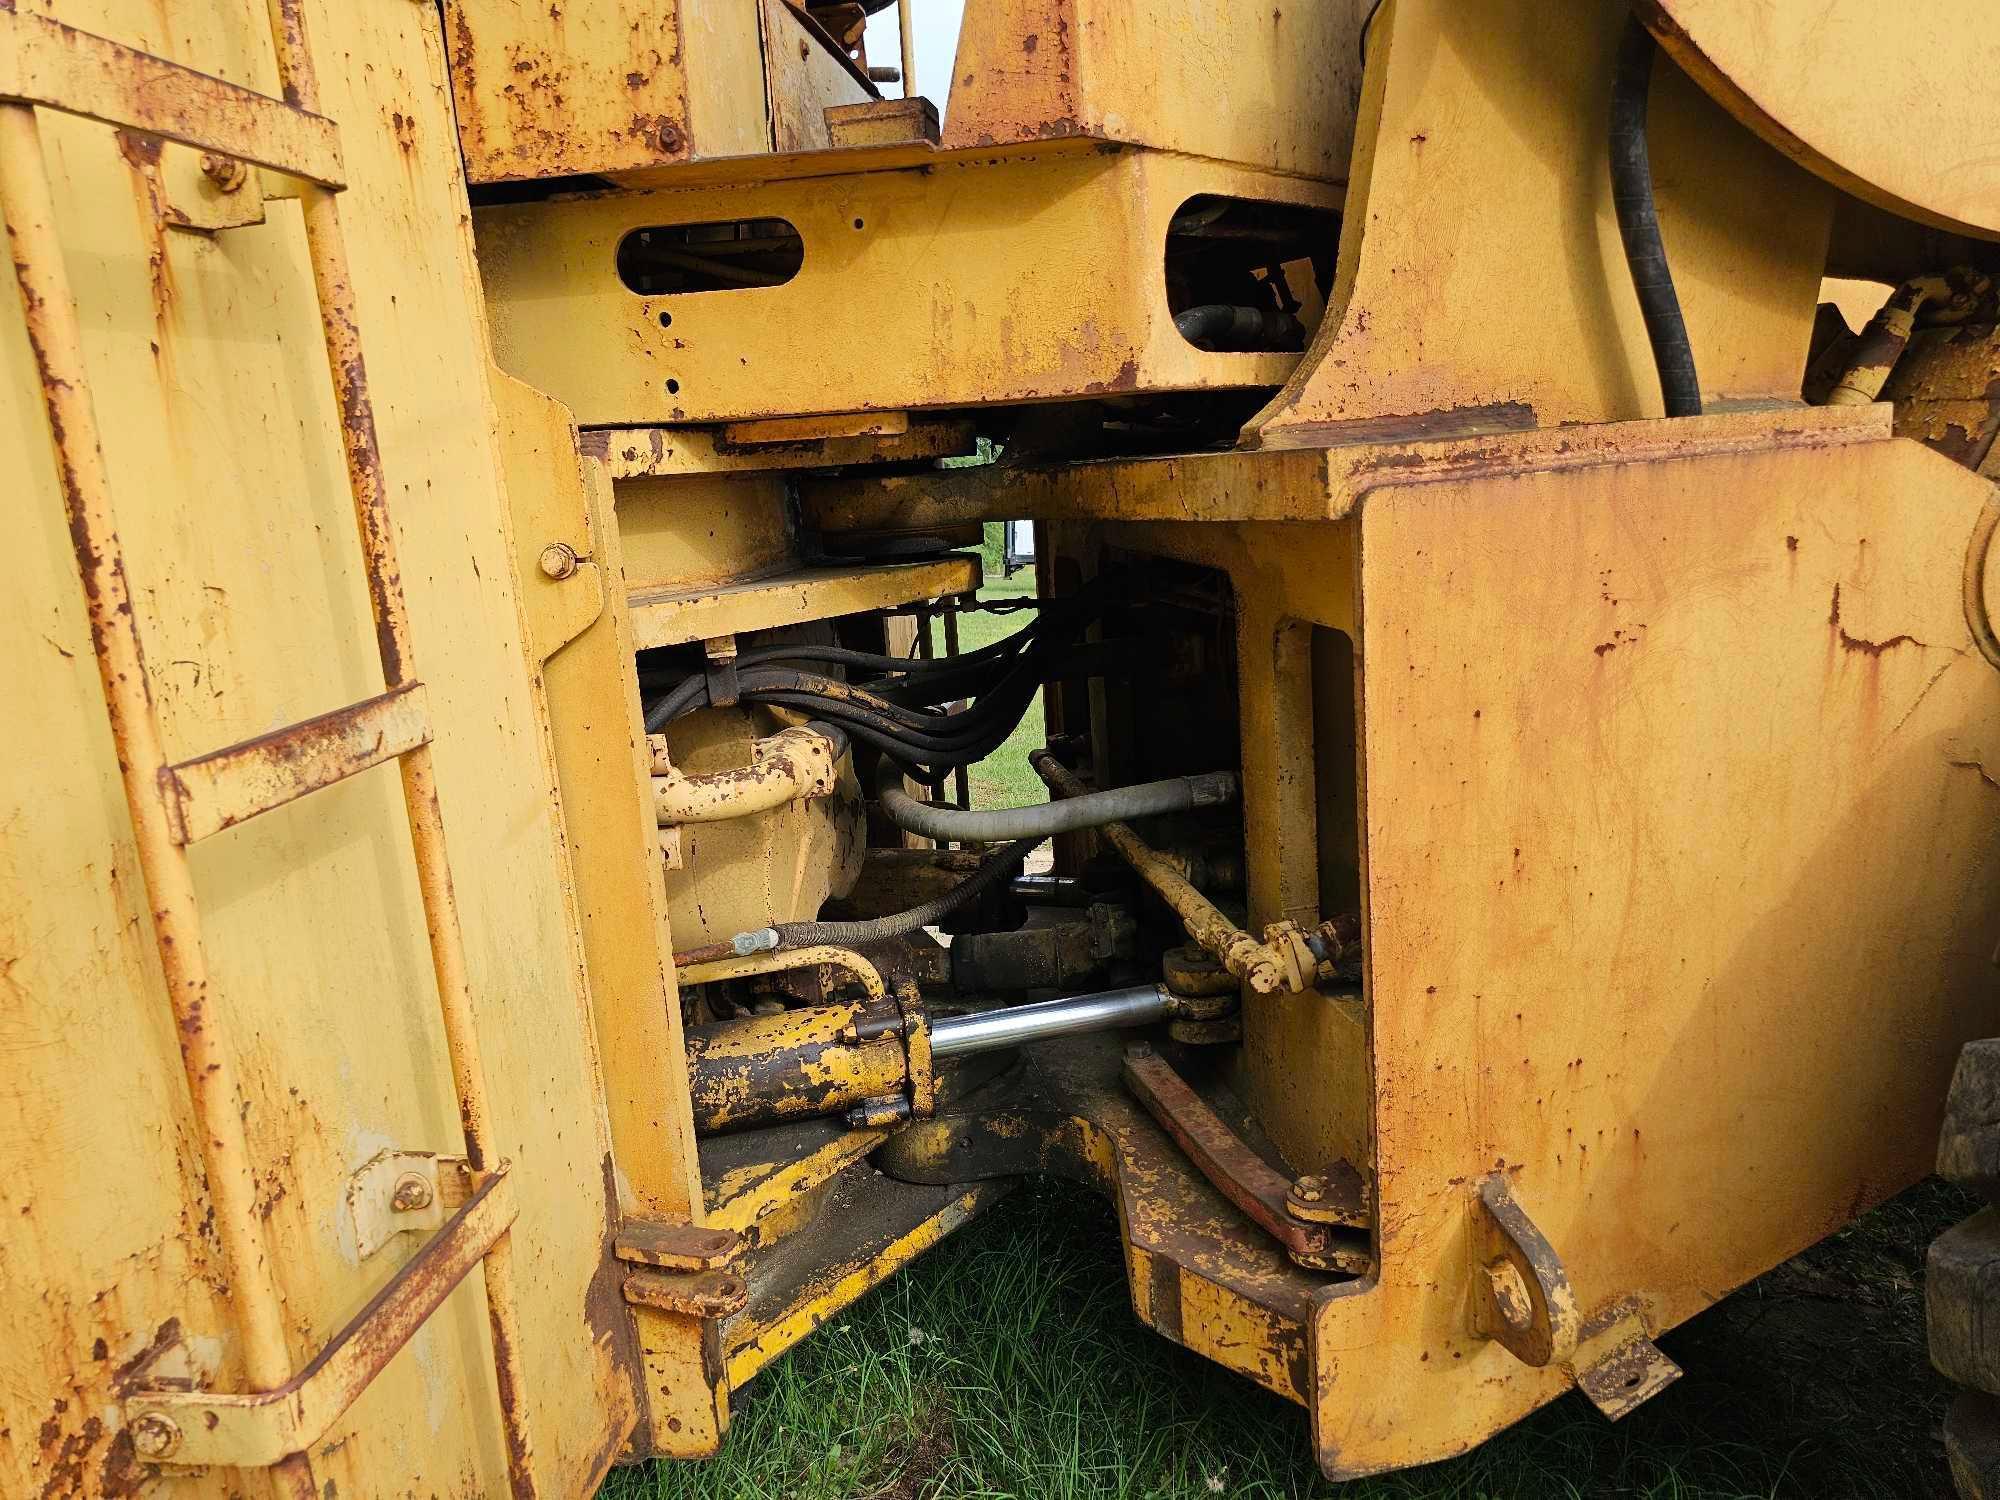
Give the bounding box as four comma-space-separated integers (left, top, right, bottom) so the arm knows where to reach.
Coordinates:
800, 405, 1894, 533
440, 0, 698, 182
1297, 434, 2000, 1475
680, 0, 769, 160
759, 0, 871, 154
1646, 0, 2000, 240
944, 0, 1369, 180
1, 0, 636, 1492
725, 1179, 1009, 1386
439, 0, 872, 183
619, 472, 800, 594
474, 149, 1334, 424
627, 556, 982, 651
1247, 0, 1835, 443
499, 385, 707, 1231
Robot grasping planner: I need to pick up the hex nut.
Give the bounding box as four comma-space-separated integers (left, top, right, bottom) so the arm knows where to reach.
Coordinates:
199, 153, 248, 192
391, 1172, 434, 1212
1292, 1175, 1326, 1204
130, 1413, 182, 1460
538, 542, 579, 580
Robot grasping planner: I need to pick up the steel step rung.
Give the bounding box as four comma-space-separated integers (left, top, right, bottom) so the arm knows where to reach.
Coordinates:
0, 11, 345, 187
160, 682, 431, 845
125, 1166, 517, 1469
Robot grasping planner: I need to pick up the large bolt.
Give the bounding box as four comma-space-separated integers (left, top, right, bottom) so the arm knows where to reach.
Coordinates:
656, 122, 684, 153
538, 542, 579, 580
130, 1413, 182, 1461
1291, 1175, 1326, 1204
391, 1172, 434, 1212
199, 153, 248, 193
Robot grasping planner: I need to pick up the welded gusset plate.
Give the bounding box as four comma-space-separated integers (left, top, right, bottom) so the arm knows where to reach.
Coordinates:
876, 1036, 1355, 1407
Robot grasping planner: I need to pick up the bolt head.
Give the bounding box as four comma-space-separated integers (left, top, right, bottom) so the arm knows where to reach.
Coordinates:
657, 122, 684, 153
131, 1413, 182, 1460
391, 1172, 434, 1212
538, 542, 578, 580
1292, 1175, 1326, 1203
199, 153, 248, 192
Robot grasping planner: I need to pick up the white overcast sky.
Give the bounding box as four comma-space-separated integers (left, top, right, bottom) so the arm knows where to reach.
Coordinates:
863, 2, 969, 109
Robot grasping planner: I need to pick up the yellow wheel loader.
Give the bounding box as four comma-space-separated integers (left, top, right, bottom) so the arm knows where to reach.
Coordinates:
4, 0, 2000, 1493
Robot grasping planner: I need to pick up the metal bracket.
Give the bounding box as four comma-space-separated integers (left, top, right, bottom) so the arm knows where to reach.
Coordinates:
897, 978, 935, 1120
493, 372, 607, 664
159, 144, 268, 234
125, 1168, 516, 1469
623, 1269, 749, 1318
1571, 1297, 1683, 1420
1285, 1159, 1369, 1229
614, 1219, 745, 1272
345, 1147, 471, 1260
1124, 1043, 1370, 1274
1472, 1174, 1581, 1368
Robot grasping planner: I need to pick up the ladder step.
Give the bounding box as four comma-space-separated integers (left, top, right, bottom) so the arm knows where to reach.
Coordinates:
160, 683, 431, 845
121, 1167, 517, 1469
0, 11, 346, 188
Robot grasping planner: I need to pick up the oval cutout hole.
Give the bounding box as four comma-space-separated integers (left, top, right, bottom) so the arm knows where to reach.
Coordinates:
618, 218, 803, 296
1165, 194, 1339, 353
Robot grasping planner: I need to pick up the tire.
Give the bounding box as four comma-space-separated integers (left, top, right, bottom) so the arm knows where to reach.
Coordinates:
1932, 1041, 2000, 1497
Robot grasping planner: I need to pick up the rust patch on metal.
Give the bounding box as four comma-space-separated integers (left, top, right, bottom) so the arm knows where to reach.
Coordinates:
1827, 582, 1920, 656
1123, 1045, 1368, 1273
1473, 1176, 1580, 1370
158, 682, 430, 843
622, 1268, 748, 1318
684, 1001, 906, 1132
614, 1219, 744, 1270
1266, 400, 1538, 451
0, 10, 345, 184
580, 1150, 644, 1487
1145, 1251, 1184, 1342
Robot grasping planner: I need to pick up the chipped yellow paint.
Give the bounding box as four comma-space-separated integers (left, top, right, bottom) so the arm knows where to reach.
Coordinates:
725, 1185, 1006, 1386
705, 1130, 886, 1238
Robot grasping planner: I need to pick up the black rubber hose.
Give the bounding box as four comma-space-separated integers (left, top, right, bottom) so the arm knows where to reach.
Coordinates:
1610, 16, 1702, 418
642, 588, 1134, 732
746, 693, 1005, 758
771, 835, 1040, 949
649, 664, 968, 736
876, 756, 1239, 843
645, 620, 1046, 731
649, 631, 1118, 743
729, 632, 1036, 678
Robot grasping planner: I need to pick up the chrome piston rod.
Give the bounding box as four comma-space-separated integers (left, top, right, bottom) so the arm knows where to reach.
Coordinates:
930, 983, 1173, 1060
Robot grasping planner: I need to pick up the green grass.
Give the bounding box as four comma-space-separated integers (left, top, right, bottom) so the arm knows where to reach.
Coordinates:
602, 1177, 1974, 1500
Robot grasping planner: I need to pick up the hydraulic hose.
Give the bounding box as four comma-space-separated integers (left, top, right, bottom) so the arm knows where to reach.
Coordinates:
875, 757, 1237, 843
708, 834, 1040, 957
1610, 16, 1702, 418
1173, 304, 1297, 352
643, 587, 1127, 736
